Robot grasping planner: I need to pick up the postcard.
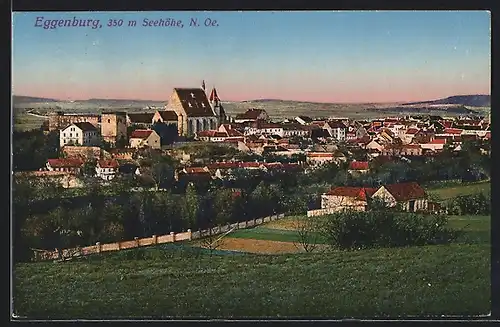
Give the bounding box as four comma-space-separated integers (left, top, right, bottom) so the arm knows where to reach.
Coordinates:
11, 10, 491, 320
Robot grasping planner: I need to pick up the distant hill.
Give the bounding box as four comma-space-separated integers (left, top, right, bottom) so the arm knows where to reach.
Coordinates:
82, 98, 163, 104
13, 95, 58, 104
403, 95, 490, 107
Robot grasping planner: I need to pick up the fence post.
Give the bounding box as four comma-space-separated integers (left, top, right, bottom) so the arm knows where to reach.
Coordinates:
170, 232, 175, 242
152, 235, 157, 244
187, 229, 192, 241
117, 241, 121, 250
253, 217, 256, 226
134, 237, 139, 247
96, 242, 101, 253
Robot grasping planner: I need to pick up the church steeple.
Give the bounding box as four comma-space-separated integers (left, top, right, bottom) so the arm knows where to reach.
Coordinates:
209, 86, 226, 126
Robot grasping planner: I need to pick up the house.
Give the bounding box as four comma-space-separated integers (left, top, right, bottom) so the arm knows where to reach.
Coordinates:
282, 123, 310, 138
320, 186, 377, 212
420, 138, 447, 151
306, 152, 335, 166
324, 121, 347, 141
378, 129, 395, 144
382, 144, 423, 156
234, 109, 269, 123
129, 129, 161, 149
95, 159, 120, 181
59, 122, 100, 147
294, 115, 313, 125
127, 113, 155, 128
195, 130, 229, 142
402, 128, 419, 144
163, 87, 220, 137
365, 140, 384, 152
152, 110, 179, 126
348, 161, 370, 175
371, 182, 428, 212
175, 166, 213, 182
46, 158, 84, 174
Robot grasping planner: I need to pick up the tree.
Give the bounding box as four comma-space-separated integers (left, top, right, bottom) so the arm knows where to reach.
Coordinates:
212, 188, 235, 226
293, 215, 321, 253
182, 183, 199, 230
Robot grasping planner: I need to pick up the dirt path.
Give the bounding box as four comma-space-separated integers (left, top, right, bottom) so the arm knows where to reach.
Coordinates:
194, 237, 329, 254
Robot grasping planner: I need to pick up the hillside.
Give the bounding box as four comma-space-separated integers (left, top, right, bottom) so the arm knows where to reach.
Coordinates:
12, 96, 58, 104
403, 95, 490, 107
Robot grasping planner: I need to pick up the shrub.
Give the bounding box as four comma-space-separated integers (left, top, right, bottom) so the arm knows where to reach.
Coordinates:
447, 192, 491, 215
320, 209, 459, 250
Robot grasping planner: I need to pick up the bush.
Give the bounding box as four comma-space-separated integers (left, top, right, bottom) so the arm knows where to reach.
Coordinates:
320, 210, 459, 250
447, 193, 491, 215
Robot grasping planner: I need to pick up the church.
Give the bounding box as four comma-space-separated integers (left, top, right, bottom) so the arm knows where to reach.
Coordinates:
163, 81, 227, 137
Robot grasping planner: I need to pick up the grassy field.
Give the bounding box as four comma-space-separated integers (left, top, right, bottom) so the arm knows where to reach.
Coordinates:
13, 214, 490, 319
426, 181, 490, 200
13, 113, 47, 132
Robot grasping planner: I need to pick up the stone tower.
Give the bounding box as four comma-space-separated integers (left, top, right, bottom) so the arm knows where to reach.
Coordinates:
101, 111, 127, 146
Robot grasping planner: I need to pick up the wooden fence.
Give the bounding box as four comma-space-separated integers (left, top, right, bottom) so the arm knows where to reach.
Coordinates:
31, 213, 286, 262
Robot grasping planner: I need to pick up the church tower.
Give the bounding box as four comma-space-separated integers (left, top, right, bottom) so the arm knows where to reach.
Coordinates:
209, 86, 227, 127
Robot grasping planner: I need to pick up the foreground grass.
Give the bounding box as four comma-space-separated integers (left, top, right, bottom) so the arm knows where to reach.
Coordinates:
427, 181, 490, 200
14, 242, 490, 319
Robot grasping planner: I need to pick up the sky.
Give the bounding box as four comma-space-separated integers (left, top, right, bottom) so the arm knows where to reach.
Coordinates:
12, 11, 491, 103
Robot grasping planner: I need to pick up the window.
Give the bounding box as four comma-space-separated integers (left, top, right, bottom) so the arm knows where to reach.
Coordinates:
76, 133, 79, 137
70, 133, 72, 137
108, 119, 111, 123
63, 133, 66, 137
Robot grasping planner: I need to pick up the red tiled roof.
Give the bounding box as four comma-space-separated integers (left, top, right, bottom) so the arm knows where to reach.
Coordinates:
47, 158, 84, 168
444, 128, 463, 135
208, 87, 220, 102
227, 129, 243, 137
348, 161, 369, 170
439, 121, 453, 128
184, 167, 210, 174
240, 162, 262, 168
207, 162, 240, 170
383, 182, 426, 201
326, 186, 377, 201
402, 144, 421, 149
429, 139, 447, 144
406, 128, 419, 135
484, 132, 491, 139
307, 152, 334, 158
131, 129, 154, 139
98, 159, 119, 169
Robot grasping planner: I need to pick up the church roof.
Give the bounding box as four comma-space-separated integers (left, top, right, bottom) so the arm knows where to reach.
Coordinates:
173, 88, 215, 117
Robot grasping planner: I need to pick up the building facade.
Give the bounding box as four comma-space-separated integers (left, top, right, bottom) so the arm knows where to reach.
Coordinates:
101, 111, 128, 146
163, 86, 224, 137
59, 122, 100, 147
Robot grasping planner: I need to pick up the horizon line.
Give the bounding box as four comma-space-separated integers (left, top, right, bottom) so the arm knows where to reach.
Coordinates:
12, 93, 491, 106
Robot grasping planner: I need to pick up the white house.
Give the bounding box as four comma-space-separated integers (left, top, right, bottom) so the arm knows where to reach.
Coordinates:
95, 159, 120, 181
129, 129, 161, 149
60, 122, 100, 147
324, 121, 347, 141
